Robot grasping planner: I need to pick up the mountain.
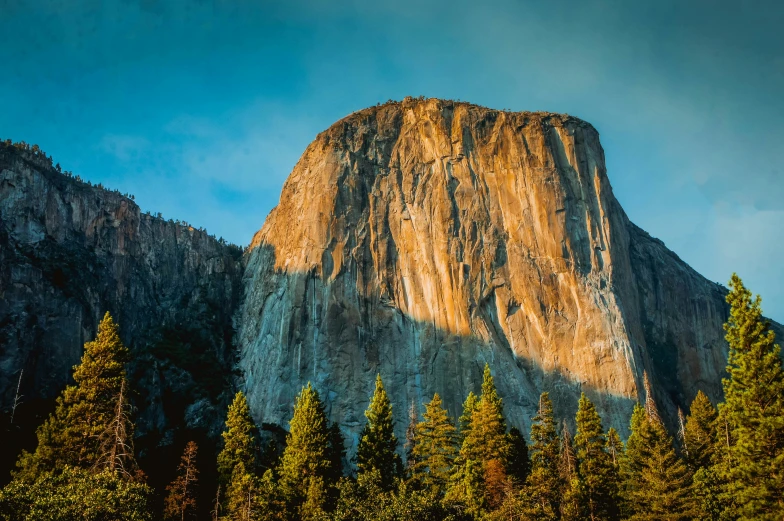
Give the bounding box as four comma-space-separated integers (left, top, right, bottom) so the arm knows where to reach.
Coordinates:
1, 99, 779, 478
236, 97, 772, 451
0, 141, 242, 482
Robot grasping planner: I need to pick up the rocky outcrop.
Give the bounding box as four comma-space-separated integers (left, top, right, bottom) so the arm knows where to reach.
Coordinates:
237, 98, 776, 452
0, 142, 243, 454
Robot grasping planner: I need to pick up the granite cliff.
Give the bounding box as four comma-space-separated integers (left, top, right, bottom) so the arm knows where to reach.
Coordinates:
1, 98, 780, 474
0, 141, 242, 479
237, 98, 765, 453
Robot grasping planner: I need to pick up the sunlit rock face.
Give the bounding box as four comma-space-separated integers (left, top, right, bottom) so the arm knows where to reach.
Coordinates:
237, 98, 736, 450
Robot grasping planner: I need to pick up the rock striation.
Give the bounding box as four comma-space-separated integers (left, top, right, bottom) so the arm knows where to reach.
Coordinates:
0, 142, 243, 452
237, 97, 772, 452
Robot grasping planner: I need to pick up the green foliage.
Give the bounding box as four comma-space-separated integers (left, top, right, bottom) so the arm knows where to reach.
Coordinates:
331, 471, 386, 521
460, 365, 509, 465
624, 403, 696, 521
278, 383, 332, 503
217, 392, 258, 488
480, 364, 505, 432
6, 276, 784, 520
16, 312, 129, 478
447, 365, 513, 515
0, 466, 153, 521
713, 274, 784, 520
573, 393, 620, 521
411, 393, 457, 495
522, 392, 561, 520
443, 459, 486, 519
224, 462, 259, 521
299, 476, 328, 521
356, 375, 402, 489
684, 390, 717, 472
693, 467, 724, 521
332, 470, 463, 521
458, 392, 479, 441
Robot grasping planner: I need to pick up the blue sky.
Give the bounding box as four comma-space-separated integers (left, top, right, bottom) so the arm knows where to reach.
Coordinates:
2, 0, 782, 320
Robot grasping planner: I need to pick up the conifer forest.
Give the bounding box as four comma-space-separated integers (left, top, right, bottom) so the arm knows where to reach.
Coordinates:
1, 276, 782, 521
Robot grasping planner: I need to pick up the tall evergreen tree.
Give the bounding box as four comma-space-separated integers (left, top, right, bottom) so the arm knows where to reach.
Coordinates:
217, 392, 258, 488
16, 312, 129, 477
458, 392, 479, 441
450, 365, 512, 513
522, 392, 562, 520
356, 374, 402, 489
164, 441, 199, 521
443, 458, 486, 519
713, 274, 784, 520
624, 401, 696, 520
573, 393, 620, 521
278, 383, 331, 507
683, 390, 717, 472
224, 462, 258, 521
480, 364, 505, 431
411, 393, 457, 495
461, 364, 509, 465
683, 392, 722, 521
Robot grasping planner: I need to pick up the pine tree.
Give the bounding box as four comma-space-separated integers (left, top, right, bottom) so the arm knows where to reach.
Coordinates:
460, 364, 509, 465
481, 364, 505, 432
522, 392, 561, 520
224, 462, 258, 521
256, 469, 287, 521
443, 458, 486, 519
16, 312, 129, 477
299, 476, 328, 521
217, 392, 258, 488
278, 383, 331, 504
683, 393, 721, 521
411, 393, 457, 495
683, 390, 717, 472
713, 274, 784, 520
164, 441, 199, 521
356, 374, 402, 489
458, 391, 479, 441
624, 401, 696, 520
573, 393, 620, 521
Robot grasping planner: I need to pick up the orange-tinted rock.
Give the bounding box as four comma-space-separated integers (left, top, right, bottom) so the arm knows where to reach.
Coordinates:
237, 98, 753, 448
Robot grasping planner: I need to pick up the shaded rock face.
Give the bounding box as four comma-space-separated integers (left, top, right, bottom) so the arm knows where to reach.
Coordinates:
0, 143, 242, 448
237, 98, 741, 451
